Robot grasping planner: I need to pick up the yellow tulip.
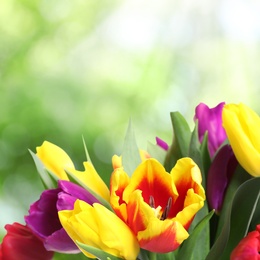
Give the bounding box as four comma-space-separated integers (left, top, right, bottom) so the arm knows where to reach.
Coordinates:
58, 200, 140, 259
36, 141, 110, 201
222, 103, 260, 177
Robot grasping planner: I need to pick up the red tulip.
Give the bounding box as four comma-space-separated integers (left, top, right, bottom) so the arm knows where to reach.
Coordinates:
230, 224, 260, 260
0, 222, 54, 260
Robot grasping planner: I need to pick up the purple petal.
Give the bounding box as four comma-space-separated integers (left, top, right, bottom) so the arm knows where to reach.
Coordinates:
207, 144, 238, 214
156, 137, 169, 151
57, 193, 78, 211
194, 102, 227, 157
44, 228, 79, 253
58, 180, 100, 206
25, 189, 62, 239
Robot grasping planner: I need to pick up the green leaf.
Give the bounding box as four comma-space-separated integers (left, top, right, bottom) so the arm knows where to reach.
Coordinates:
206, 176, 260, 260
54, 252, 89, 259
164, 112, 191, 171
76, 242, 122, 260
122, 120, 141, 176
200, 132, 211, 180
82, 136, 92, 164
147, 141, 167, 165
188, 123, 205, 179
29, 150, 57, 189
65, 169, 113, 212
176, 210, 214, 260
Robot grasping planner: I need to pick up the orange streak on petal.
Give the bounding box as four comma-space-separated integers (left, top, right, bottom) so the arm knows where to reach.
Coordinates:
137, 219, 189, 253
169, 158, 205, 219
126, 190, 155, 235
110, 168, 130, 222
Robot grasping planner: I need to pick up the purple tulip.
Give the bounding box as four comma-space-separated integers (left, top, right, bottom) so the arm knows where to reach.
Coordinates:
207, 145, 238, 214
25, 180, 99, 253
194, 102, 227, 157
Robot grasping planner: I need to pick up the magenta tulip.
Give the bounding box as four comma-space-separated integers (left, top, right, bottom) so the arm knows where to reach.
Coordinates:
25, 180, 99, 253
194, 102, 227, 157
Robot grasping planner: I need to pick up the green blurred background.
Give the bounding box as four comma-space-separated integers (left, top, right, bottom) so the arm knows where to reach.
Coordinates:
1, 0, 260, 257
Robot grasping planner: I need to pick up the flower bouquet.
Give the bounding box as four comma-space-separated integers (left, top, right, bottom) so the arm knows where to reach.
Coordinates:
1, 102, 260, 260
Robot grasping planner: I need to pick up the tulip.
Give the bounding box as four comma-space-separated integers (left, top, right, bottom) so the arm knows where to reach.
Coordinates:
222, 103, 260, 177
0, 222, 54, 260
230, 224, 260, 260
58, 200, 140, 259
25, 180, 99, 253
207, 144, 238, 214
36, 141, 110, 201
110, 157, 205, 253
194, 102, 227, 157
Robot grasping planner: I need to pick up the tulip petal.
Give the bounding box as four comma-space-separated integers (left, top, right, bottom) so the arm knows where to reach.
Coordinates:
127, 190, 189, 253
58, 200, 140, 259
223, 103, 260, 177
25, 189, 62, 239
36, 141, 74, 180
170, 158, 205, 228
57, 180, 99, 211
123, 159, 178, 214
207, 145, 237, 214
0, 223, 54, 260
194, 102, 226, 157
231, 225, 260, 260
68, 161, 110, 201
44, 228, 79, 253
138, 219, 189, 253
110, 168, 130, 222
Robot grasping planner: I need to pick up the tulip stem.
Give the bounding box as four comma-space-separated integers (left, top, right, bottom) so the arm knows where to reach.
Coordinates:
148, 252, 157, 260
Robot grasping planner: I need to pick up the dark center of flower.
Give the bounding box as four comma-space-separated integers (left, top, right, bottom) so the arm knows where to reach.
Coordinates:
149, 196, 172, 220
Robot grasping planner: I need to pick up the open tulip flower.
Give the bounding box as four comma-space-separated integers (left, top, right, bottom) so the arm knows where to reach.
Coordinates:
110, 157, 205, 253
3, 101, 260, 259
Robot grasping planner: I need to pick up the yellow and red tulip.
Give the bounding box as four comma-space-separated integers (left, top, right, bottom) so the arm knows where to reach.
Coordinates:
110, 157, 205, 253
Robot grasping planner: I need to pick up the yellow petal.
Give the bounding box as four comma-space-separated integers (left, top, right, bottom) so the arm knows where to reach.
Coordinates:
170, 158, 205, 228
59, 200, 140, 259
223, 103, 260, 177
36, 141, 74, 180
68, 162, 110, 202
112, 155, 122, 169
110, 168, 130, 222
